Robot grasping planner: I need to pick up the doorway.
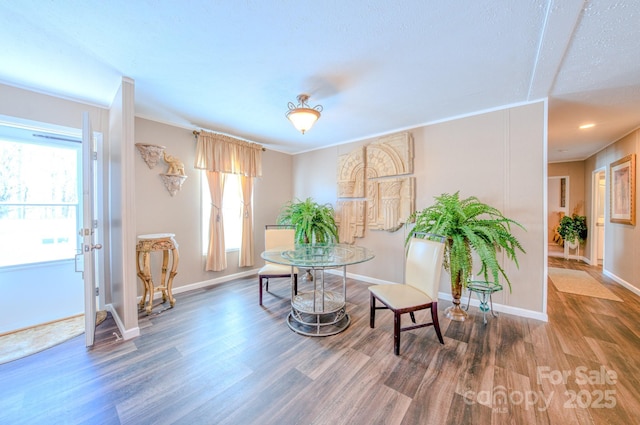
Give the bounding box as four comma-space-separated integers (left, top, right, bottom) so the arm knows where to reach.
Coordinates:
0, 122, 85, 334
548, 176, 569, 258
591, 169, 606, 266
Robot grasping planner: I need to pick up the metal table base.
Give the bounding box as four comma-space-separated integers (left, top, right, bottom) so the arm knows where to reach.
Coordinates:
287, 267, 350, 336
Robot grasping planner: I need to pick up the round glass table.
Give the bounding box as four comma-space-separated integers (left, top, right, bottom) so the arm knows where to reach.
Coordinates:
261, 243, 375, 336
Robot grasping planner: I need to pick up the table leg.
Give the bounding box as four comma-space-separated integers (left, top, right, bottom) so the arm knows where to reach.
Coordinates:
136, 251, 147, 310
489, 295, 498, 318
166, 246, 178, 307
142, 251, 154, 314
160, 250, 169, 303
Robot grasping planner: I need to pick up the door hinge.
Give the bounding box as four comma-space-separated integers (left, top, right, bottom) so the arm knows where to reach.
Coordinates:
92, 151, 98, 160
95, 287, 99, 296
93, 219, 98, 229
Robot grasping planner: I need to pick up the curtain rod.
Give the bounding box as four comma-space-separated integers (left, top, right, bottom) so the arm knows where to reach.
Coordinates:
192, 130, 266, 151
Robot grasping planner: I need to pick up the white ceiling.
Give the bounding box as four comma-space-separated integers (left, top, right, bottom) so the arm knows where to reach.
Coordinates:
1, 1, 639, 161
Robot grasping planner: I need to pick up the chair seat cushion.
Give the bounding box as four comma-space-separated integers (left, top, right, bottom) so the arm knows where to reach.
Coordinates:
258, 263, 298, 276
369, 284, 433, 310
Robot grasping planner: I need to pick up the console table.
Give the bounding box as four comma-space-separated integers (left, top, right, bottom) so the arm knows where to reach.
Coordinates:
136, 233, 179, 314
261, 244, 374, 336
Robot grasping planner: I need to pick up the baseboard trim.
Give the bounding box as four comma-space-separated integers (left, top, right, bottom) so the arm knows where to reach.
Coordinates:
327, 269, 548, 322
437, 292, 548, 322
105, 304, 140, 340
139, 268, 261, 303
602, 269, 640, 297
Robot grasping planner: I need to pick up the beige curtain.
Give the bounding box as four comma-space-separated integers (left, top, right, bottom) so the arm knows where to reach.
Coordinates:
195, 130, 263, 271
205, 171, 226, 271
239, 175, 254, 267
194, 130, 263, 177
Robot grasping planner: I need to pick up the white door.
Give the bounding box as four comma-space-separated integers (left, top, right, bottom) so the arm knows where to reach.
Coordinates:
81, 112, 100, 347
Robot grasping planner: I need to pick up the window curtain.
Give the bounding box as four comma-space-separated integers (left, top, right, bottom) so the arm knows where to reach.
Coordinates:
205, 171, 226, 271
195, 130, 262, 271
239, 175, 254, 267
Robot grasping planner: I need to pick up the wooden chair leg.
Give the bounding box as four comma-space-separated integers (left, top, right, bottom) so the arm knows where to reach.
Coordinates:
259, 276, 264, 305
431, 303, 444, 344
394, 311, 401, 355
294, 274, 298, 295
409, 312, 416, 323
370, 294, 376, 328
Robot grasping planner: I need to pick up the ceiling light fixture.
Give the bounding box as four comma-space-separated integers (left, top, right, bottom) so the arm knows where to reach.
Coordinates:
579, 123, 595, 129
286, 94, 323, 134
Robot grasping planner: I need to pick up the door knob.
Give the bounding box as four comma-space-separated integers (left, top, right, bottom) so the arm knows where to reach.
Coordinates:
91, 244, 103, 250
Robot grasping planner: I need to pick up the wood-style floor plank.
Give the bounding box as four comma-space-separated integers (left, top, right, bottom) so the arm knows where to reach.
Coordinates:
1, 258, 638, 424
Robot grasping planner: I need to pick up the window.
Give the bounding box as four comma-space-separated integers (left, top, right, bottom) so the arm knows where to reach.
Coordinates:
0, 125, 82, 267
202, 172, 243, 253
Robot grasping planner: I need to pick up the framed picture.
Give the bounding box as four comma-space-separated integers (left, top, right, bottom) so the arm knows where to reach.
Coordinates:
610, 154, 636, 225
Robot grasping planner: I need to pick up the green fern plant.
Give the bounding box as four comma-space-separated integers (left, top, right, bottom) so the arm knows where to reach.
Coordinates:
408, 192, 526, 320
277, 197, 339, 244
558, 214, 588, 245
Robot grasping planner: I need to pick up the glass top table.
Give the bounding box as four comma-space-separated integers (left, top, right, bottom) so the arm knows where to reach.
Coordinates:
261, 243, 375, 336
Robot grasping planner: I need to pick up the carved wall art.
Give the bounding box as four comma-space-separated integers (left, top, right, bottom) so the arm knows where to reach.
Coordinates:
335, 131, 415, 235
337, 147, 366, 198
366, 177, 415, 232
366, 132, 413, 177
335, 200, 366, 244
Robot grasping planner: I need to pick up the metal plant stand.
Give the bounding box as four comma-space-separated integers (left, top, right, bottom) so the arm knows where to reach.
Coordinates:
462, 280, 502, 324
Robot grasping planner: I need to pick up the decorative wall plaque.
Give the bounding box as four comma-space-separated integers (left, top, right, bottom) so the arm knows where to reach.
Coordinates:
335, 131, 415, 234
366, 132, 413, 177
335, 200, 366, 244
367, 177, 415, 232
337, 147, 366, 198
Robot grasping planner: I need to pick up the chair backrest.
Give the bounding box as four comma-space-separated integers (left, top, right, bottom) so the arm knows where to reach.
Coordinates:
265, 225, 295, 251
405, 236, 445, 299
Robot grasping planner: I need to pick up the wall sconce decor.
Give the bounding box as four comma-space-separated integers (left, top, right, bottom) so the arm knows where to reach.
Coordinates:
136, 142, 187, 197
135, 143, 165, 169
160, 151, 187, 196
160, 174, 187, 197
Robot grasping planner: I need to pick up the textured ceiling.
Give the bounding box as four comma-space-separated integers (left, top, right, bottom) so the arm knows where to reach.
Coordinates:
1, 1, 639, 161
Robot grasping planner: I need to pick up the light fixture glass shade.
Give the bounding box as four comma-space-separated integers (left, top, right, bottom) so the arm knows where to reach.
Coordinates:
287, 108, 320, 134
286, 94, 322, 134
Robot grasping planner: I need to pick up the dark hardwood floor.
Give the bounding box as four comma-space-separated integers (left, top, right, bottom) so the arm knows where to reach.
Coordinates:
1, 258, 639, 424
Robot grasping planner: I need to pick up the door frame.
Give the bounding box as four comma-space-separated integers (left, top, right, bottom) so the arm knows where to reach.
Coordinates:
548, 175, 569, 258
590, 167, 606, 266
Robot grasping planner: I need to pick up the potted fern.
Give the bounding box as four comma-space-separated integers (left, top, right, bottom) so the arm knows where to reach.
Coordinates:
277, 198, 339, 281
277, 197, 339, 244
407, 192, 526, 321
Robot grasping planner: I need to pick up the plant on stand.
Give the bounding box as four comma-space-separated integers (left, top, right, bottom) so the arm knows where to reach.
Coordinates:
408, 192, 526, 321
557, 213, 588, 249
